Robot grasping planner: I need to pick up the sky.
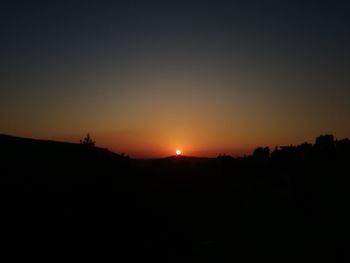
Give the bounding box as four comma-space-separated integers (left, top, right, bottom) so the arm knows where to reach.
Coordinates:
1, 0, 350, 157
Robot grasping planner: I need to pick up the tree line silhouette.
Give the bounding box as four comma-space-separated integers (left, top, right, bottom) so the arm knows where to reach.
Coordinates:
251, 134, 350, 161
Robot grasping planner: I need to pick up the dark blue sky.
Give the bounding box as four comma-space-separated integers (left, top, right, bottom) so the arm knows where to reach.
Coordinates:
1, 0, 350, 157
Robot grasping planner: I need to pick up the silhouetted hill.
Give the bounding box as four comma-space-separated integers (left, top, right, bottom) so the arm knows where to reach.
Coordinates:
0, 133, 125, 162
0, 134, 130, 194
162, 155, 212, 165
0, 133, 348, 262
164, 155, 210, 160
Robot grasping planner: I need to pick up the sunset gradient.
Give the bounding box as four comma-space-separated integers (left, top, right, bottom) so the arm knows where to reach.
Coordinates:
1, 1, 350, 157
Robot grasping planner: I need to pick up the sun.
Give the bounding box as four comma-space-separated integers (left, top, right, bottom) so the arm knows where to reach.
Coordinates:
176, 149, 182, 155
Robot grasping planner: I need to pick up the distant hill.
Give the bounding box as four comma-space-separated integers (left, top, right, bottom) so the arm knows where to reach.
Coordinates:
152, 155, 214, 167
162, 155, 212, 163
0, 134, 125, 162
164, 155, 211, 161
0, 134, 130, 192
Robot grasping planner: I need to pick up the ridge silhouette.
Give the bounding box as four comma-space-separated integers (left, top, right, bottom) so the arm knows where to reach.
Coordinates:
0, 133, 348, 262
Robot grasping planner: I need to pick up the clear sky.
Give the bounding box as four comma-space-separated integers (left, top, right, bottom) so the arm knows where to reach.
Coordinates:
1, 0, 350, 157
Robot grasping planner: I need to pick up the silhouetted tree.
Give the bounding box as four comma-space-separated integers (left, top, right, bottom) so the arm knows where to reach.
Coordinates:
271, 145, 297, 162
80, 133, 95, 147
314, 134, 335, 157
297, 142, 313, 160
253, 147, 270, 161
315, 134, 334, 150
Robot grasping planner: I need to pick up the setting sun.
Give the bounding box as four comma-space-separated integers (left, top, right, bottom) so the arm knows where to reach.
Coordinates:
176, 150, 182, 155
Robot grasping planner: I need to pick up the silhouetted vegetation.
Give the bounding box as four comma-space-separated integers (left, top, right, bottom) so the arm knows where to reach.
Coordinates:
253, 146, 270, 161
80, 133, 95, 147
0, 133, 348, 262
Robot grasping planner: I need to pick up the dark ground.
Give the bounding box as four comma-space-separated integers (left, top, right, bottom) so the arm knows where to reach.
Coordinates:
0, 134, 348, 262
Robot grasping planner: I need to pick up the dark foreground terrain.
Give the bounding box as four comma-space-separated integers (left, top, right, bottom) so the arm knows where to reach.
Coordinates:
0, 134, 349, 262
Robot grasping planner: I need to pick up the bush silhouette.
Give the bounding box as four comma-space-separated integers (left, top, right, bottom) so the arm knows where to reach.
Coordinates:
253, 146, 270, 161
315, 134, 335, 152
80, 133, 95, 147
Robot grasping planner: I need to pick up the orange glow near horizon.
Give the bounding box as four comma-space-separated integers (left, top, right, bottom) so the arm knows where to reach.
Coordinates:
176, 149, 182, 155
4, 129, 349, 159
2, 55, 350, 159
8, 129, 330, 159
1, 2, 350, 160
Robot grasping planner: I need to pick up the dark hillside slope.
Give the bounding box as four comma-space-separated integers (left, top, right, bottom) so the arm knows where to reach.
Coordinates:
0, 134, 129, 191
0, 134, 125, 163
0, 134, 145, 260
